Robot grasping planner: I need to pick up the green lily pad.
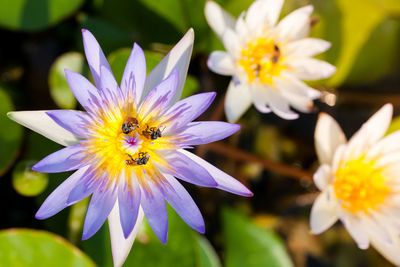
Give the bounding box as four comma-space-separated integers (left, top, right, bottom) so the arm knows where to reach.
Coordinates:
0, 87, 23, 176
49, 52, 86, 109
0, 0, 84, 32
0, 229, 95, 266
222, 208, 293, 267
12, 160, 49, 197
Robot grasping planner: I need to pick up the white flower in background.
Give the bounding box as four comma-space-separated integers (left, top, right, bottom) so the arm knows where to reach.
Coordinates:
311, 103, 400, 265
205, 0, 336, 122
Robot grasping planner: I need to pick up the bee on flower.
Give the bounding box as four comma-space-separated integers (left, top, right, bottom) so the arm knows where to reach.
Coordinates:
8, 29, 252, 267
205, 0, 336, 122
311, 104, 400, 265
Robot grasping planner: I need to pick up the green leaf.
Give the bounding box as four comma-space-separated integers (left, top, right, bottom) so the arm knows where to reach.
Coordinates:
126, 205, 198, 267
83, 205, 221, 267
311, 0, 400, 87
222, 208, 293, 267
345, 17, 400, 84
12, 160, 49, 197
0, 0, 84, 32
0, 229, 95, 266
68, 197, 89, 244
0, 87, 23, 176
386, 116, 400, 135
49, 52, 86, 109
195, 235, 222, 267
78, 14, 134, 54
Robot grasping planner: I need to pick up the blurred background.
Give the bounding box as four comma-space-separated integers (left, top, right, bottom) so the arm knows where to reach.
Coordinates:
0, 0, 400, 266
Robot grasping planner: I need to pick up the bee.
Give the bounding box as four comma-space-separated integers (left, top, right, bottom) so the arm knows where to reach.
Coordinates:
271, 44, 280, 64
121, 117, 139, 134
125, 152, 150, 166
254, 64, 261, 76
142, 125, 164, 140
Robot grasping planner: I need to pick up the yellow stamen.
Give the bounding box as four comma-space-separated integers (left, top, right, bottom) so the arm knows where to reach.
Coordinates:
333, 156, 390, 214
238, 37, 286, 85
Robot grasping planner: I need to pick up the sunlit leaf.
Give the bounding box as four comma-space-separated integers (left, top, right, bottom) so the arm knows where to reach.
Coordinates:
0, 229, 95, 266
311, 0, 400, 87
49, 52, 86, 109
0, 0, 84, 32
68, 197, 89, 244
195, 235, 222, 267
386, 116, 400, 135
222, 207, 293, 267
0, 87, 23, 176
12, 160, 49, 197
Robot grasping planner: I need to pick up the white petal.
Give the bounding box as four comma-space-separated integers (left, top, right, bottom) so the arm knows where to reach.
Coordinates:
245, 0, 284, 31
108, 202, 144, 267
7, 111, 80, 147
345, 104, 393, 160
313, 164, 331, 191
204, 1, 236, 39
276, 5, 314, 41
341, 214, 370, 249
314, 113, 346, 165
310, 190, 338, 234
288, 58, 337, 81
207, 51, 235, 76
224, 80, 252, 123
235, 13, 248, 41
275, 77, 316, 113
368, 131, 400, 159
371, 231, 400, 266
143, 29, 194, 105
222, 29, 241, 58
284, 38, 331, 58
249, 85, 271, 114
279, 72, 322, 99
263, 87, 299, 120
363, 215, 392, 245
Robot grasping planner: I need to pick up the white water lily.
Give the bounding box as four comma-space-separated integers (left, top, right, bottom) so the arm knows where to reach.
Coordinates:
311, 103, 400, 265
205, 0, 336, 122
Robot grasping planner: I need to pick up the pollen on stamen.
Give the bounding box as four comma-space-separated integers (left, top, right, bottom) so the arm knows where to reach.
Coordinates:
238, 37, 286, 85
333, 156, 391, 214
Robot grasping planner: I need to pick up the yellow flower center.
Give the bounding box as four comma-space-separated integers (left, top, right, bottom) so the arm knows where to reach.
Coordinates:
81, 96, 178, 189
333, 156, 390, 214
238, 37, 286, 85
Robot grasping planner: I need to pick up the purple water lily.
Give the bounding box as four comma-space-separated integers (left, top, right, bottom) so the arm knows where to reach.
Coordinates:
8, 29, 252, 266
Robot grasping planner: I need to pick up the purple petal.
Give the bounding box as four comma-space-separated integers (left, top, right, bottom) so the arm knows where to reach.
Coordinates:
99, 65, 119, 102
82, 186, 118, 240
67, 168, 98, 205
178, 121, 240, 146
35, 166, 89, 219
156, 150, 217, 187
121, 43, 146, 105
140, 182, 168, 244
118, 175, 141, 238
64, 69, 100, 111
32, 144, 87, 173
46, 110, 90, 138
163, 174, 205, 233
139, 68, 179, 119
81, 29, 112, 88
161, 92, 216, 132
180, 149, 253, 197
